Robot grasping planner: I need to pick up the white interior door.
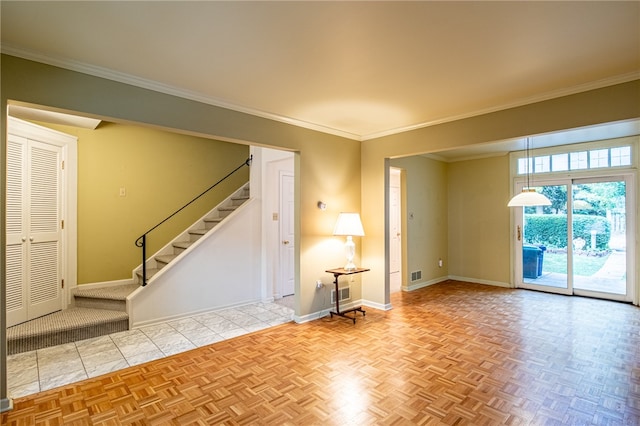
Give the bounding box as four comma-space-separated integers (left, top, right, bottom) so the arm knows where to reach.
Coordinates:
279, 172, 295, 296
6, 135, 63, 325
6, 134, 29, 325
389, 168, 402, 293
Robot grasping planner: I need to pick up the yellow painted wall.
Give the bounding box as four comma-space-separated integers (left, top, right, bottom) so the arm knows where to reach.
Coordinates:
389, 156, 448, 285
447, 155, 511, 285
0, 54, 361, 320
362, 80, 639, 307
1, 53, 639, 404
32, 121, 249, 284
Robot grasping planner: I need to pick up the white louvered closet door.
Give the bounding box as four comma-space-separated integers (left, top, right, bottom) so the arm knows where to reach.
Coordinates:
6, 134, 28, 326
6, 135, 63, 326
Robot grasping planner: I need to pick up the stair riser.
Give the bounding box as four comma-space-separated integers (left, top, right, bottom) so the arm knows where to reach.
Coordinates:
204, 221, 221, 230
74, 297, 127, 312
7, 319, 129, 355
231, 197, 248, 206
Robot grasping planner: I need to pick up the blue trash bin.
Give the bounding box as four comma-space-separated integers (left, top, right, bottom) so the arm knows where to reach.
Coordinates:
535, 245, 546, 276
523, 244, 542, 279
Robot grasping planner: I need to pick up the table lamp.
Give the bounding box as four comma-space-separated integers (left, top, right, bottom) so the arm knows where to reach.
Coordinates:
333, 212, 365, 271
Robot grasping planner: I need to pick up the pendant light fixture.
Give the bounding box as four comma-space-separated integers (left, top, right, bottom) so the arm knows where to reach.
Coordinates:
507, 137, 552, 207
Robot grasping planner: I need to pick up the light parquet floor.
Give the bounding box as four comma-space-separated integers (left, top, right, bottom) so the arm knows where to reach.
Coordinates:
3, 281, 640, 425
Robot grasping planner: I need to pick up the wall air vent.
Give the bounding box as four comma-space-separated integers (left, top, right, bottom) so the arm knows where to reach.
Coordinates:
331, 286, 351, 304
411, 270, 422, 282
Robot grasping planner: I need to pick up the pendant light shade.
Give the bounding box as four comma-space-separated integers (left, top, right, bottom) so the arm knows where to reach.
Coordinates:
507, 188, 552, 207
508, 137, 552, 207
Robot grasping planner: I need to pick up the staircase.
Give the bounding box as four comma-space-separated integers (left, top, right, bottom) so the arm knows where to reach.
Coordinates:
134, 183, 250, 284
6, 285, 136, 355
7, 183, 251, 355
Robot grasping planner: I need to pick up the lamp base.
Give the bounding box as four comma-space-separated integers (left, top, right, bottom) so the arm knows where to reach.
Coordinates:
344, 261, 357, 271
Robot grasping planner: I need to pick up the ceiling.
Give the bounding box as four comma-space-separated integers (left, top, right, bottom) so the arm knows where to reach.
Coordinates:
2, 1, 639, 159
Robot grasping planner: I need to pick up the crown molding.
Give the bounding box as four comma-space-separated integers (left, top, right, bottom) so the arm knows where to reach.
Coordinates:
362, 72, 640, 141
3, 44, 638, 143
1, 44, 362, 141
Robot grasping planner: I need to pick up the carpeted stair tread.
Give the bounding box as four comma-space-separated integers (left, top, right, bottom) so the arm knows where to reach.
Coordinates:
7, 307, 128, 339
155, 254, 178, 264
73, 284, 139, 300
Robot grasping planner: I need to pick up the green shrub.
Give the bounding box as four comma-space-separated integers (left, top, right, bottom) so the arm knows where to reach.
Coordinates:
524, 214, 610, 249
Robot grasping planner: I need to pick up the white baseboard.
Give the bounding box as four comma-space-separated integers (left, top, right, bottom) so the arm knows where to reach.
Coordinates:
294, 299, 382, 323
75, 278, 134, 290
293, 309, 332, 324
447, 275, 512, 288
405, 276, 449, 292
361, 299, 392, 311
130, 298, 262, 329
0, 397, 13, 413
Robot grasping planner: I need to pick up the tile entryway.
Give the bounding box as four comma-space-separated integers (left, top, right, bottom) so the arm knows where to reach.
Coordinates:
7, 299, 293, 398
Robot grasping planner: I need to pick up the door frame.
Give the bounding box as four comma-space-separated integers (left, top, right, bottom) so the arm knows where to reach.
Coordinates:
512, 171, 635, 303
264, 153, 294, 300
388, 167, 403, 293
278, 170, 295, 297
7, 116, 78, 316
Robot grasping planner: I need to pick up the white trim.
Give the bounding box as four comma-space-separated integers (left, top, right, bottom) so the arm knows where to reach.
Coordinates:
74, 279, 134, 290
362, 73, 640, 141
447, 276, 512, 288
130, 298, 265, 329
3, 45, 637, 142
7, 117, 78, 312
293, 309, 332, 324
361, 299, 392, 311
292, 299, 365, 323
404, 276, 449, 292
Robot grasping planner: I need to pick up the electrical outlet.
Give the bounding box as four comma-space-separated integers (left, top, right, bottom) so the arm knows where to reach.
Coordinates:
316, 280, 323, 289
438, 258, 443, 268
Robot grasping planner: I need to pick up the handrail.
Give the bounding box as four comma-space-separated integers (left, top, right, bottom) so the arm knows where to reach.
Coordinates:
135, 155, 252, 286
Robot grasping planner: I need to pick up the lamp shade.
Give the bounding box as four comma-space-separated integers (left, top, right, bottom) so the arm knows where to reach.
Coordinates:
333, 213, 365, 236
507, 189, 552, 207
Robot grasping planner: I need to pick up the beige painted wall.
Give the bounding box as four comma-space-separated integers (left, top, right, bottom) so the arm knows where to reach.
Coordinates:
1, 54, 639, 403
361, 80, 639, 307
447, 155, 511, 285
32, 121, 250, 284
389, 156, 448, 286
0, 54, 362, 320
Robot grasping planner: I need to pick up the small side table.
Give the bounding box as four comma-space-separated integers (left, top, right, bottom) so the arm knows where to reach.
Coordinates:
325, 267, 370, 324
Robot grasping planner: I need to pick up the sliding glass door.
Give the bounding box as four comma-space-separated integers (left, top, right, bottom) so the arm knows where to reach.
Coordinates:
517, 182, 571, 294
515, 175, 634, 302
572, 178, 627, 297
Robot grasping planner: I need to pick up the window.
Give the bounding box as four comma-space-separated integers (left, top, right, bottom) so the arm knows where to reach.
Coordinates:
534, 156, 550, 173
551, 153, 569, 171
611, 146, 631, 167
516, 144, 633, 176
570, 151, 588, 170
590, 149, 609, 168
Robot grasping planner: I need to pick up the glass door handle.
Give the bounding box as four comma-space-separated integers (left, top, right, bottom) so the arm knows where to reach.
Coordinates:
517, 225, 521, 241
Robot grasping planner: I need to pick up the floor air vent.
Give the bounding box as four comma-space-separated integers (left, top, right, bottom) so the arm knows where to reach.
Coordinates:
411, 270, 422, 282
331, 286, 351, 304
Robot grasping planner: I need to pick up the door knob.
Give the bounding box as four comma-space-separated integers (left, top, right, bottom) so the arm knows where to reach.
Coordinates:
21, 236, 26, 242
517, 226, 521, 241
283, 240, 290, 245
29, 236, 34, 242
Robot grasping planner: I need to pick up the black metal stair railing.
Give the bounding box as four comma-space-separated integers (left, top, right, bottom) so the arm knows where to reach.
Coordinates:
135, 155, 252, 286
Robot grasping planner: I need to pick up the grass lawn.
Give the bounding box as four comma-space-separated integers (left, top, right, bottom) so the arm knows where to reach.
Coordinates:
542, 251, 609, 276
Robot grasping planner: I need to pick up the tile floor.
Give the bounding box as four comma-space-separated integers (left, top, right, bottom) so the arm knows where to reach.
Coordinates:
7, 299, 294, 399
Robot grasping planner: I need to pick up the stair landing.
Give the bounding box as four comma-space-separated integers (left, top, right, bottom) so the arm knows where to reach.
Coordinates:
7, 307, 129, 355
7, 284, 139, 355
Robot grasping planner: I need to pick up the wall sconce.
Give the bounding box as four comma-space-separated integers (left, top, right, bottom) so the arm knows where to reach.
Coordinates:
333, 212, 365, 271
317, 201, 327, 210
